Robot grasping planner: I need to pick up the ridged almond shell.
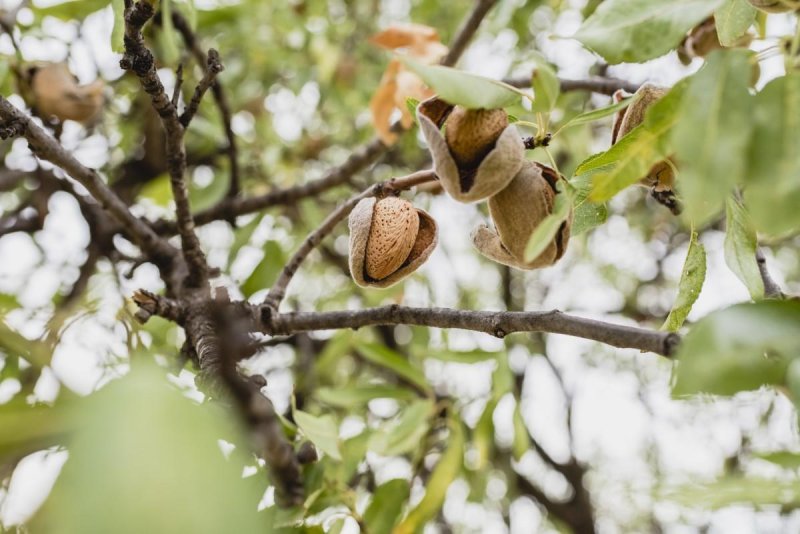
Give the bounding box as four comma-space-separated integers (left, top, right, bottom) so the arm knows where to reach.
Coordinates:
365, 197, 419, 280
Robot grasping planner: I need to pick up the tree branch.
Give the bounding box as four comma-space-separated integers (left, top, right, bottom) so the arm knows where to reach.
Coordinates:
756, 248, 785, 299
120, 0, 207, 285
179, 49, 224, 128
0, 96, 174, 263
441, 0, 498, 66
261, 305, 679, 357
504, 75, 641, 96
262, 170, 438, 310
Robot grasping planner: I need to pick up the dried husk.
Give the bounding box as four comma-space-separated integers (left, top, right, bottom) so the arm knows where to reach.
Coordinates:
417, 96, 524, 203
472, 161, 572, 270
349, 197, 438, 288
29, 63, 104, 124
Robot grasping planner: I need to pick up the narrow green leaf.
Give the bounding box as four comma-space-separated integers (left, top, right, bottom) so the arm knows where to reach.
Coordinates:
512, 402, 530, 461
530, 53, 560, 113
421, 349, 501, 364
674, 50, 754, 225
405, 97, 420, 122
368, 399, 433, 456
31, 0, 109, 20
556, 94, 638, 135
394, 415, 464, 534
524, 182, 572, 262
715, 0, 756, 46
315, 385, 417, 408
293, 410, 342, 461
754, 451, 800, 470
241, 241, 284, 297
400, 57, 523, 109
588, 80, 686, 202
569, 167, 609, 235
573, 0, 723, 64
160, 0, 181, 66
364, 479, 410, 534
672, 301, 800, 396
745, 73, 800, 236
473, 398, 497, 470
724, 198, 764, 300
661, 476, 800, 509
662, 232, 707, 332
356, 342, 429, 393
110, 0, 125, 53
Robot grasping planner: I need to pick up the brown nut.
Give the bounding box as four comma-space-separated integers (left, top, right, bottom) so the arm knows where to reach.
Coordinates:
748, 0, 796, 13
417, 96, 524, 203
611, 83, 676, 193
348, 196, 437, 288
472, 161, 572, 270
29, 63, 105, 124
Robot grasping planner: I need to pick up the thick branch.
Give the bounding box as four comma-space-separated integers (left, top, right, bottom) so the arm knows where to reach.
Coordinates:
0, 97, 173, 262
262, 170, 437, 309
264, 306, 679, 357
121, 0, 206, 285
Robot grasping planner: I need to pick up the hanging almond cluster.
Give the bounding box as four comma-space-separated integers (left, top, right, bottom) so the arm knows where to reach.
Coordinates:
27, 63, 105, 124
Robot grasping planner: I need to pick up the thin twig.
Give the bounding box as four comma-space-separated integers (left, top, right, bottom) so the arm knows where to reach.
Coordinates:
179, 49, 224, 127
504, 75, 641, 96
120, 0, 207, 285
262, 170, 437, 310
261, 305, 680, 357
440, 0, 498, 66
171, 63, 184, 108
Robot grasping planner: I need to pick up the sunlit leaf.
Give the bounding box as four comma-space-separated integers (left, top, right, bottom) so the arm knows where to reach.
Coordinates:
400, 58, 523, 109
530, 53, 560, 113
569, 166, 609, 235
473, 398, 497, 470
111, 0, 125, 53
363, 479, 410, 534
241, 241, 284, 298
512, 402, 530, 461
724, 198, 764, 300
368, 399, 433, 456
662, 232, 707, 332
573, 0, 723, 64
754, 451, 800, 470
355, 342, 429, 393
293, 409, 342, 461
661, 476, 800, 509
715, 0, 756, 46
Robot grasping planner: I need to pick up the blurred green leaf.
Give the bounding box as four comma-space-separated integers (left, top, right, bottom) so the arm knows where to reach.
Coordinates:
662, 231, 706, 332
363, 479, 410, 534
744, 73, 800, 236
0, 401, 70, 460
754, 451, 800, 470
111, 0, 125, 53
530, 53, 559, 113
661, 476, 800, 509
159, 0, 181, 66
394, 415, 464, 534
715, 0, 756, 46
355, 342, 429, 393
724, 198, 764, 300
573, 0, 722, 64
32, 0, 110, 21
241, 241, 284, 297
675, 50, 754, 225
32, 364, 265, 533
400, 58, 522, 109
524, 182, 572, 262
473, 398, 497, 470
293, 409, 341, 461
556, 94, 637, 135
673, 301, 800, 396
512, 402, 530, 461
368, 399, 433, 457
315, 385, 417, 408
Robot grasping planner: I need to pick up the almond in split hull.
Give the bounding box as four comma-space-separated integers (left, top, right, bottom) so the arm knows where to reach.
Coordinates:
365, 197, 420, 280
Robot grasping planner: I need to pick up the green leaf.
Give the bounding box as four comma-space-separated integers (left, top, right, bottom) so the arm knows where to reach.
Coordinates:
672, 300, 800, 396
662, 231, 707, 332
159, 0, 181, 66
724, 198, 764, 300
587, 80, 686, 202
524, 182, 572, 262
715, 0, 756, 46
363, 479, 410, 534
421, 349, 500, 364
569, 167, 609, 235
573, 0, 722, 64
293, 410, 342, 461
473, 398, 497, 470
355, 342, 430, 393
315, 385, 417, 408
111, 0, 125, 53
405, 97, 420, 122
400, 57, 523, 109
241, 241, 284, 298
0, 401, 70, 459
674, 50, 754, 225
32, 0, 110, 21
512, 402, 530, 461
754, 451, 800, 470
660, 476, 800, 509
368, 399, 433, 457
530, 53, 560, 113
492, 355, 514, 398
394, 415, 464, 534
556, 94, 638, 135
32, 364, 265, 533
744, 73, 800, 236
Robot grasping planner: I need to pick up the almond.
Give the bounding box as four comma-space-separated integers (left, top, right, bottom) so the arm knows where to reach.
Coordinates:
445, 106, 509, 169
365, 197, 420, 280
